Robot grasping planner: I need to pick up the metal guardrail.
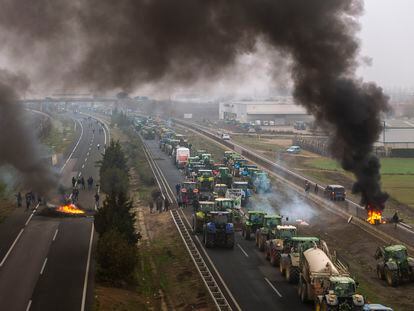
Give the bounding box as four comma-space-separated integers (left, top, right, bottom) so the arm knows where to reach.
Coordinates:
138, 133, 232, 311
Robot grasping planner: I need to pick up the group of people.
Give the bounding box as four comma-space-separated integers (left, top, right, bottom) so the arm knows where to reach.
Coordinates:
71, 175, 100, 207
148, 195, 170, 213
15, 191, 41, 210
304, 180, 318, 194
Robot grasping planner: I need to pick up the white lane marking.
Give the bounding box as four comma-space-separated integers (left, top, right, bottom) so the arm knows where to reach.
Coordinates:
52, 229, 59, 242
88, 147, 91, 151
0, 229, 25, 267
82, 164, 85, 169
40, 257, 48, 275
84, 158, 87, 162
237, 243, 249, 258
264, 277, 283, 298
24, 213, 35, 227
26, 300, 32, 311
61, 118, 84, 173
81, 223, 94, 311
86, 152, 90, 156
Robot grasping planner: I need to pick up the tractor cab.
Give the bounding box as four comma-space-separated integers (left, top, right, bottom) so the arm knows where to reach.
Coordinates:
328, 276, 358, 298
179, 181, 199, 205
213, 184, 228, 198
384, 245, 409, 262
276, 225, 297, 240
214, 198, 235, 211
263, 216, 282, 230
192, 201, 215, 234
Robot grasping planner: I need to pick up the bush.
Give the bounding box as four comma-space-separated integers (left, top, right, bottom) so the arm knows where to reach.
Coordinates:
94, 191, 139, 245
96, 229, 138, 285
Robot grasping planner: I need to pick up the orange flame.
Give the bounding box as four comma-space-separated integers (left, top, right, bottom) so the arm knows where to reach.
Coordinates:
56, 204, 85, 215
366, 209, 385, 225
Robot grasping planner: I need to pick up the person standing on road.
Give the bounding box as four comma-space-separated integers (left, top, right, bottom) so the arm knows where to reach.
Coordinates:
156, 196, 163, 213
16, 192, 22, 207
87, 176, 94, 190
164, 197, 170, 211
305, 180, 310, 193
25, 192, 31, 210
94, 193, 100, 208
72, 176, 76, 188
81, 176, 86, 190
175, 183, 181, 195
314, 183, 319, 194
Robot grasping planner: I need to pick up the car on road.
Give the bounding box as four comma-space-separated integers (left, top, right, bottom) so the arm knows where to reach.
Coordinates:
286, 145, 301, 154
324, 184, 346, 201
222, 133, 231, 140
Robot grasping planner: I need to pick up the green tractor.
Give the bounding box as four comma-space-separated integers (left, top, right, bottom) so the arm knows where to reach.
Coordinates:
255, 215, 283, 251
241, 211, 266, 240
264, 225, 297, 267
197, 169, 214, 191
203, 211, 235, 249
223, 151, 237, 165
375, 244, 414, 286
216, 167, 233, 188
279, 236, 320, 284
192, 201, 215, 234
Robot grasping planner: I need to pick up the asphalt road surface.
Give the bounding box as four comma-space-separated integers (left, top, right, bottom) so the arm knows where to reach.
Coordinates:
144, 138, 312, 311
0, 113, 107, 311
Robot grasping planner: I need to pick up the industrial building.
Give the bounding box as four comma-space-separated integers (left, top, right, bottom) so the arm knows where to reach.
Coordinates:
219, 99, 311, 125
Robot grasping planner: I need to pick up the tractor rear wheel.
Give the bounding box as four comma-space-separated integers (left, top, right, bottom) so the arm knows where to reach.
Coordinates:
385, 267, 399, 287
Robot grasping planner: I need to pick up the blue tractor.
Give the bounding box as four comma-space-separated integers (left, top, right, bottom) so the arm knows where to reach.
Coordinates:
203, 211, 234, 249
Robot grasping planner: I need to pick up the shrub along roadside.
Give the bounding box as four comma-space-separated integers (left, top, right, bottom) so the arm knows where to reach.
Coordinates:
95, 140, 139, 286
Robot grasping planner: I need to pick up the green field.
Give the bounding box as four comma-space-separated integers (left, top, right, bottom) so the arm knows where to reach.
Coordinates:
305, 157, 414, 211
307, 157, 414, 175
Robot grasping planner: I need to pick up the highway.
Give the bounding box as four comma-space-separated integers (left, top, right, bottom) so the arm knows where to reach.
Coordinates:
139, 123, 414, 310
142, 137, 311, 311
0, 112, 107, 311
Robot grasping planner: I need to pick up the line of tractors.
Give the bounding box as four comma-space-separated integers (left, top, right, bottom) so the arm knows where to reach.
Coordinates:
135, 116, 412, 311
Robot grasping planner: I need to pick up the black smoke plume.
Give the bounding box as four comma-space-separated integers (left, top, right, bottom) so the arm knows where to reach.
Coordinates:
0, 70, 57, 195
0, 0, 389, 206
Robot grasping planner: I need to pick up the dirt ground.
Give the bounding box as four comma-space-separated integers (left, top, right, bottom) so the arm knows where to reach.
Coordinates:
94, 124, 214, 311
257, 181, 414, 311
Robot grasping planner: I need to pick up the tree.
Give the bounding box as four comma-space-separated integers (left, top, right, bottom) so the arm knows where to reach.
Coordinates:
96, 229, 138, 285
99, 140, 129, 193
94, 191, 139, 245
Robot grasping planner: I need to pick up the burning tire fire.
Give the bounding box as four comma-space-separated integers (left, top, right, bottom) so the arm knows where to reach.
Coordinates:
56, 204, 85, 215
366, 204, 386, 225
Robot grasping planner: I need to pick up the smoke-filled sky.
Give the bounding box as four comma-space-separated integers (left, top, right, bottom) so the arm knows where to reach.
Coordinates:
0, 0, 396, 205
358, 0, 414, 89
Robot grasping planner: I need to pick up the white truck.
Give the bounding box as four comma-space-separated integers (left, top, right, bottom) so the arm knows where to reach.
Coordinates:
175, 147, 190, 169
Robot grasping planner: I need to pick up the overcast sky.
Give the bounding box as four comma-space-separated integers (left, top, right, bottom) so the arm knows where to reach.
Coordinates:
359, 0, 414, 89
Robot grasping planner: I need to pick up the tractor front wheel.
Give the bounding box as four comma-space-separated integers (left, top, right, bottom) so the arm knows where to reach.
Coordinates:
258, 236, 265, 252
245, 228, 251, 240
287, 266, 300, 284
279, 261, 286, 276
385, 267, 399, 287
